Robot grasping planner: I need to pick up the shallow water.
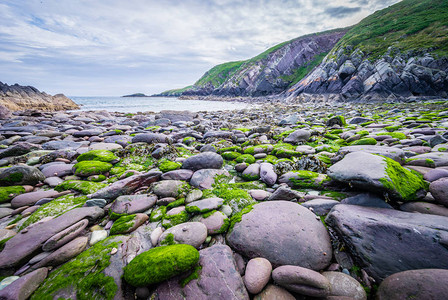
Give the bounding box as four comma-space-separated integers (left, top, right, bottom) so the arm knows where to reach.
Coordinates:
70, 96, 252, 113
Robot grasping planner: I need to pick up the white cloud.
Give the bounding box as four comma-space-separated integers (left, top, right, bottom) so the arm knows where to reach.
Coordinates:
0, 0, 400, 95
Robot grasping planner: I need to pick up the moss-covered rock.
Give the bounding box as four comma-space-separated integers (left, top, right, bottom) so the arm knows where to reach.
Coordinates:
150, 206, 167, 222
31, 237, 121, 300
280, 170, 331, 189
19, 194, 88, 231
123, 244, 199, 287
349, 138, 377, 146
162, 210, 189, 229
235, 154, 255, 164
77, 150, 119, 163
0, 186, 25, 203
221, 151, 241, 160
74, 161, 113, 177
376, 132, 407, 140
110, 214, 136, 235
158, 160, 181, 173
55, 180, 108, 194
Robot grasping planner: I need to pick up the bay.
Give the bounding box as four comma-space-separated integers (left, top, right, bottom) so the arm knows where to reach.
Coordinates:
70, 96, 252, 113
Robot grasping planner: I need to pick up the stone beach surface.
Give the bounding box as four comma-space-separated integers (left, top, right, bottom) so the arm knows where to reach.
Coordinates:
0, 100, 447, 299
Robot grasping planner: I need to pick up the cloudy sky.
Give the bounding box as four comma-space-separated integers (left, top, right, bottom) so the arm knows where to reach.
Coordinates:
0, 0, 399, 96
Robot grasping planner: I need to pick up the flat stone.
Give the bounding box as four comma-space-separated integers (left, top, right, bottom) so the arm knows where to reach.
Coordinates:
302, 199, 340, 216
42, 219, 89, 251
158, 222, 207, 248
340, 193, 393, 209
43, 176, 63, 187
0, 268, 48, 300
284, 129, 311, 143
424, 168, 448, 182
152, 180, 187, 198
186, 197, 224, 214
85, 198, 107, 208
272, 265, 330, 297
110, 194, 157, 216
89, 170, 161, 200
400, 201, 448, 217
131, 133, 169, 144
326, 204, 448, 281
88, 142, 123, 151
41, 164, 74, 178
244, 257, 272, 294
0, 206, 104, 271
160, 169, 194, 181
333, 145, 405, 163
181, 152, 223, 171
227, 201, 332, 270
42, 140, 85, 150
32, 236, 88, 270
11, 189, 62, 209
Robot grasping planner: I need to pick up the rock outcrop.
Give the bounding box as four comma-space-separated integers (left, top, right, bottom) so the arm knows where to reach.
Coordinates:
0, 82, 79, 111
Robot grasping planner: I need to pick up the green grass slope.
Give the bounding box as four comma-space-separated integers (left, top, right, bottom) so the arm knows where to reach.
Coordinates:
332, 0, 448, 58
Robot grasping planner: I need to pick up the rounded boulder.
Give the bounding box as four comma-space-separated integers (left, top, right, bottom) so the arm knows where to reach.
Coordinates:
226, 201, 332, 270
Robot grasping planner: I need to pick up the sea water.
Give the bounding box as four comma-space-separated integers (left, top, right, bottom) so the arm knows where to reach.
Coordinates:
70, 96, 252, 113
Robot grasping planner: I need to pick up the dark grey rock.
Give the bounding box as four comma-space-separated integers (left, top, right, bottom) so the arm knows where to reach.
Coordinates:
325, 204, 448, 281
0, 165, 45, 186
131, 133, 169, 144
341, 193, 393, 209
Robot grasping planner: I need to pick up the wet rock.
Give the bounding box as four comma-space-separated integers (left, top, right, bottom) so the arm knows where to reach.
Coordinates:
0, 142, 41, 159
340, 193, 393, 209
182, 152, 223, 171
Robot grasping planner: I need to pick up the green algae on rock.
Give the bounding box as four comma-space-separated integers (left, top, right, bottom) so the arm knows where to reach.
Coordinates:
77, 150, 119, 163
110, 214, 137, 235
55, 180, 108, 194
349, 138, 377, 146
31, 237, 120, 300
158, 160, 181, 173
0, 186, 25, 203
123, 244, 200, 287
235, 154, 256, 164
281, 170, 331, 189
19, 195, 88, 231
378, 156, 429, 201
74, 161, 113, 177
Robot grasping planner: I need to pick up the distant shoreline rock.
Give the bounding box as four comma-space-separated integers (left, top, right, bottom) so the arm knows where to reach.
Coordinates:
122, 93, 150, 97
0, 81, 79, 112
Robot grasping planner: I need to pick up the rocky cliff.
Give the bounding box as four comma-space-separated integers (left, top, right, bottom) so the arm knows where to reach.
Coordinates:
0, 82, 79, 111
285, 0, 448, 102
161, 0, 448, 102
159, 29, 348, 97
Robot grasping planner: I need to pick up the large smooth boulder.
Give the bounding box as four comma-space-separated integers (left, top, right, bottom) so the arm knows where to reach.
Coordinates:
322, 271, 367, 300
327, 151, 427, 201
283, 129, 310, 144
154, 245, 249, 300
377, 269, 448, 300
158, 222, 207, 249
226, 201, 332, 270
326, 204, 448, 281
181, 152, 223, 171
190, 169, 228, 190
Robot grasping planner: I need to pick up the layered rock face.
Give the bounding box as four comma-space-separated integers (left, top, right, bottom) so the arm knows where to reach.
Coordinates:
0, 82, 79, 111
163, 30, 347, 97
285, 48, 448, 101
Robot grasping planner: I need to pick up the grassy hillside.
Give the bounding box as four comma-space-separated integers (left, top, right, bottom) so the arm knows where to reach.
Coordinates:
332, 0, 448, 58
194, 61, 245, 88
